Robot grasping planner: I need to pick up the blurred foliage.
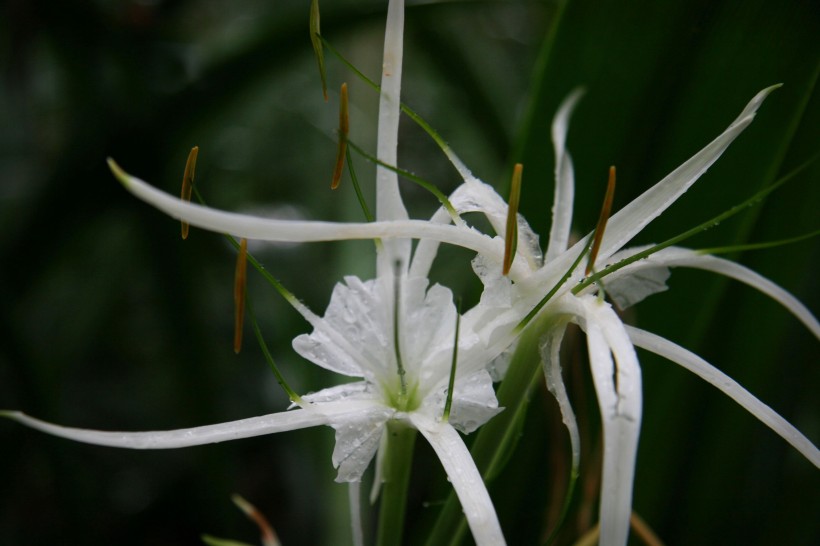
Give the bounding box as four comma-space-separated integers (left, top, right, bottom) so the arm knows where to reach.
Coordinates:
0, 1, 817, 545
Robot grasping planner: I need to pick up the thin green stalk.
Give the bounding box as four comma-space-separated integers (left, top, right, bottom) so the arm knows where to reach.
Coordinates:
426, 316, 558, 546
573, 152, 818, 295
346, 139, 461, 222
245, 296, 302, 404
695, 229, 820, 256
376, 422, 418, 546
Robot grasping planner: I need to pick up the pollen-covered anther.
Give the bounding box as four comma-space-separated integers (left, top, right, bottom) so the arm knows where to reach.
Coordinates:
502, 163, 523, 275
234, 238, 248, 354
309, 0, 327, 101
586, 165, 616, 276
179, 146, 199, 240
331, 83, 349, 190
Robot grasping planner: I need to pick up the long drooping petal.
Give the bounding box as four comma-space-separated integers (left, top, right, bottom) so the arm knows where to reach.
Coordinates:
409, 413, 506, 546
1, 409, 329, 449
651, 247, 819, 338
578, 297, 642, 546
625, 326, 820, 467
376, 0, 407, 225
409, 178, 542, 280
539, 321, 580, 471
111, 161, 542, 275
545, 89, 583, 262
596, 85, 779, 260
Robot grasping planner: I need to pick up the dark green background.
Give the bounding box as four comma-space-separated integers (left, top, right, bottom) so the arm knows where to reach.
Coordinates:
1, 1, 817, 544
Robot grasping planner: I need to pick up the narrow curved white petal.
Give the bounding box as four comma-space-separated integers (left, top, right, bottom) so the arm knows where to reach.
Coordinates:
421, 369, 503, 434
409, 413, 506, 546
546, 88, 584, 262
2, 409, 329, 449
579, 297, 641, 546
649, 247, 820, 339
539, 322, 580, 470
376, 0, 407, 224
376, 0, 411, 276
410, 178, 543, 280
626, 326, 820, 467
330, 406, 394, 483
111, 162, 519, 259
598, 85, 780, 260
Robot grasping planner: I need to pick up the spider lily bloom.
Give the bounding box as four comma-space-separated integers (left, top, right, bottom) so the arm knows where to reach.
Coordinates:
414, 86, 820, 545
97, 84, 816, 545
2, 1, 507, 545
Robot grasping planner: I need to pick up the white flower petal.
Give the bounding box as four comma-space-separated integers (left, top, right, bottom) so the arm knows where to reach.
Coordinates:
606, 265, 671, 309
625, 325, 820, 467
597, 85, 779, 260
326, 403, 395, 483
539, 322, 580, 470
579, 297, 641, 546
376, 0, 411, 276
1, 409, 328, 449
648, 247, 820, 339
410, 177, 543, 280
293, 277, 392, 381
546, 88, 584, 262
421, 370, 503, 434
409, 413, 506, 546
111, 162, 520, 269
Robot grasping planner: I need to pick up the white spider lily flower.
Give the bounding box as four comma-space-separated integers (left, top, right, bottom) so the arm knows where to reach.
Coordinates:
96, 83, 817, 545
3, 2, 509, 545
1, 273, 506, 545
418, 85, 820, 546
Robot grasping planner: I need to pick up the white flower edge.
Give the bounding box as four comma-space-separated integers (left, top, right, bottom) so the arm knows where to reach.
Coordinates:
546, 88, 584, 262
575, 297, 642, 546
520, 84, 781, 294
410, 412, 506, 546
602, 246, 820, 339
0, 408, 329, 449
625, 326, 820, 467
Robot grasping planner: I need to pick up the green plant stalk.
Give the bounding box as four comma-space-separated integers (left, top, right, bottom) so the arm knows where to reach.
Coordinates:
376, 421, 418, 546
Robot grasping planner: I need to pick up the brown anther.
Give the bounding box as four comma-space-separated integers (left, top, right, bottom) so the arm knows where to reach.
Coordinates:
180, 146, 199, 240
231, 494, 280, 546
331, 83, 349, 189
586, 166, 616, 276
233, 238, 248, 354
502, 163, 523, 276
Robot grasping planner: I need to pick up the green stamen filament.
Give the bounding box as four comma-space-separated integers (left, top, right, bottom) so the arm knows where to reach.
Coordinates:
443, 301, 461, 422
246, 296, 303, 405
392, 261, 408, 405
233, 238, 248, 354
572, 153, 818, 295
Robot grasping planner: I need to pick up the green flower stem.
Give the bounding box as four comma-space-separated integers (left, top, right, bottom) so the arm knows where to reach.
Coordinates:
376, 421, 418, 546
426, 316, 557, 546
